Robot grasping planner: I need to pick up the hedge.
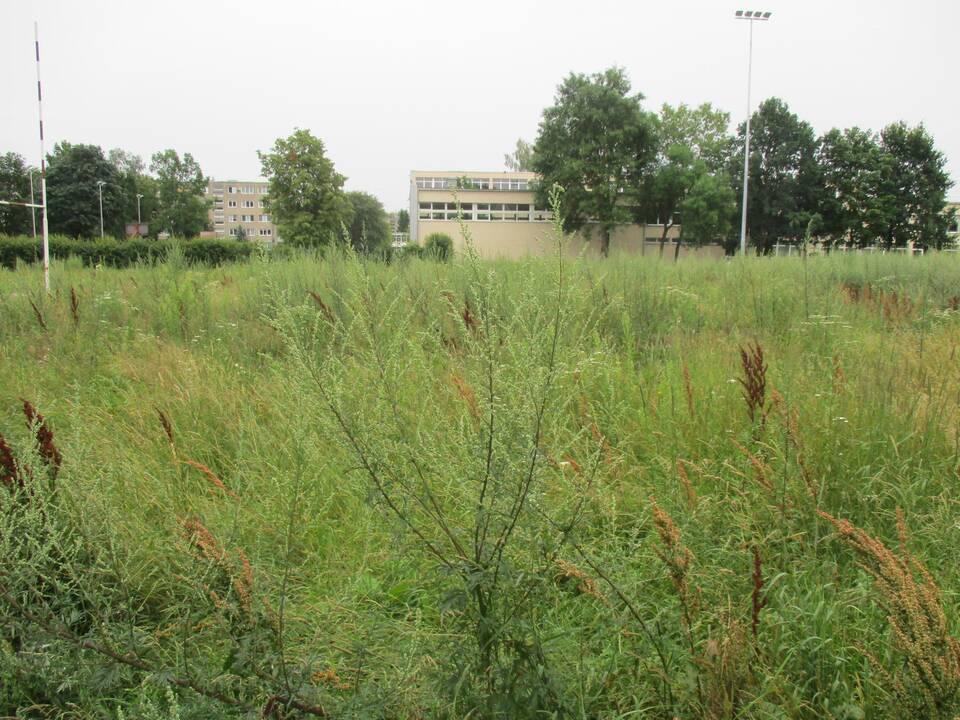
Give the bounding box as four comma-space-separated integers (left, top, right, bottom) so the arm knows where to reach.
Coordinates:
0, 235, 255, 269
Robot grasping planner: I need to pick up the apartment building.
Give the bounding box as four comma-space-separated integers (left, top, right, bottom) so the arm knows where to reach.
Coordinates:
206, 180, 278, 242
409, 170, 708, 259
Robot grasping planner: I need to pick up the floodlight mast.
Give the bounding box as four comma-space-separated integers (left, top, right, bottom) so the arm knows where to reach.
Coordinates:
97, 181, 106, 238
35, 21, 50, 292
735, 10, 771, 257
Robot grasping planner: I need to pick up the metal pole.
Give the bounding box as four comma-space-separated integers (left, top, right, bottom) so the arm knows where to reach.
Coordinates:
739, 19, 754, 257
97, 181, 105, 238
29, 170, 37, 239
136, 193, 143, 224
35, 21, 50, 293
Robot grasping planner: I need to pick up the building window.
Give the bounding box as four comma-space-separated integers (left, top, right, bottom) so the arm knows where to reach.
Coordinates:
229, 214, 237, 222
259, 228, 273, 236
228, 200, 237, 207
259, 214, 270, 222
228, 186, 236, 194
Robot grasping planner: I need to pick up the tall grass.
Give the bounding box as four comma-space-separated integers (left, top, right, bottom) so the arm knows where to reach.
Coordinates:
1, 246, 960, 718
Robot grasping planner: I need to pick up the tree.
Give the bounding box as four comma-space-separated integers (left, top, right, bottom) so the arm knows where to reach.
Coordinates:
345, 191, 391, 253
149, 150, 209, 238
645, 144, 699, 254
644, 103, 736, 254
258, 128, 351, 247
875, 122, 953, 249
45, 143, 127, 238
532, 67, 657, 255
657, 103, 734, 175
817, 123, 953, 249
396, 208, 410, 234
109, 148, 158, 234
731, 98, 820, 254
0, 153, 35, 236
504, 139, 534, 172
676, 171, 736, 259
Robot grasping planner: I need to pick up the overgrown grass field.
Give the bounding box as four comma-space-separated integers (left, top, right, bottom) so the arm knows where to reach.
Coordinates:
2, 241, 960, 719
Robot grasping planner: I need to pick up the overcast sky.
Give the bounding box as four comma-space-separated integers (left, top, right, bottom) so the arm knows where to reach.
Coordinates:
3, 0, 958, 211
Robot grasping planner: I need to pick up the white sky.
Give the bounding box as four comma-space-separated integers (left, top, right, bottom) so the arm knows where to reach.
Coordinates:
3, 0, 958, 211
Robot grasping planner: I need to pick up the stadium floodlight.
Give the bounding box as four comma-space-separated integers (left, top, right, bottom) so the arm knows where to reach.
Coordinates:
97, 181, 106, 238
734, 9, 773, 256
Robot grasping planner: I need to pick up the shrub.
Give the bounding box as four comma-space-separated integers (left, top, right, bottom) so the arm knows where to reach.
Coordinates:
0, 235, 255, 269
423, 232, 453, 261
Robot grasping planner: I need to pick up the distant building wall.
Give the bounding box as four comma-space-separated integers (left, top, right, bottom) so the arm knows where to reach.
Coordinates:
410, 170, 723, 259
206, 180, 278, 243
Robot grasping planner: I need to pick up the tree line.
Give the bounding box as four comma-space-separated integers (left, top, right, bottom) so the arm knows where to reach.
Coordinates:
0, 136, 395, 253
519, 67, 955, 255
0, 145, 208, 239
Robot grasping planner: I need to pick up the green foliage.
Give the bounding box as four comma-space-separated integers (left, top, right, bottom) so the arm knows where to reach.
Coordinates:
45, 142, 127, 238
2, 248, 960, 718
0, 235, 254, 268
0, 152, 36, 236
503, 138, 534, 172
817, 124, 953, 249
423, 232, 453, 260
396, 208, 410, 234
875, 122, 953, 249
258, 128, 351, 247
533, 67, 656, 254
677, 171, 736, 254
657, 102, 734, 175
732, 98, 821, 253
150, 150, 210, 238
110, 148, 159, 234
345, 190, 391, 253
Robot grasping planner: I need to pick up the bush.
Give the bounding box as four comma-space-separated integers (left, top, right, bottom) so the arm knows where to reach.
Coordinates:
423, 232, 453, 261
0, 235, 256, 269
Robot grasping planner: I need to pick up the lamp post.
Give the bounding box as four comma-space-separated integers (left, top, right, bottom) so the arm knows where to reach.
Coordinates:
96, 180, 105, 238
136, 193, 144, 224
735, 9, 771, 257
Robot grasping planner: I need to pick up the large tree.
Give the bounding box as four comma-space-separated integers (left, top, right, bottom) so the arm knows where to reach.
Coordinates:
45, 143, 127, 238
732, 98, 820, 254
345, 191, 391, 253
109, 148, 159, 233
676, 171, 736, 259
149, 149, 209, 237
657, 102, 734, 175
258, 128, 351, 247
875, 122, 953, 249
644, 103, 736, 254
817, 127, 886, 248
0, 152, 36, 236
532, 67, 656, 255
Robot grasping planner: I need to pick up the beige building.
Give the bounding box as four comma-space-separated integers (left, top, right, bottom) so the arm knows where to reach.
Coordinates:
206, 180, 278, 242
409, 170, 721, 259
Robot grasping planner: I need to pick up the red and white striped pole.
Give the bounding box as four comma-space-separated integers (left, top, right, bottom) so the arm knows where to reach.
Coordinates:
35, 21, 50, 293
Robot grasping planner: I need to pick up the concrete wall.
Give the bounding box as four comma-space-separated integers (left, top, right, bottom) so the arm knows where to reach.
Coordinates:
416, 219, 725, 260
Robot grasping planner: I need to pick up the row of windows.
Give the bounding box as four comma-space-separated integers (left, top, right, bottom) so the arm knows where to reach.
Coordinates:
225, 185, 268, 195
418, 201, 553, 222
216, 214, 271, 223
228, 227, 273, 236
223, 200, 264, 208
415, 176, 532, 191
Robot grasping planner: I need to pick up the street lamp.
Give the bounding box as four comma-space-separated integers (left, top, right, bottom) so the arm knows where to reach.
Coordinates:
96, 180, 106, 238
136, 193, 144, 224
735, 9, 772, 256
